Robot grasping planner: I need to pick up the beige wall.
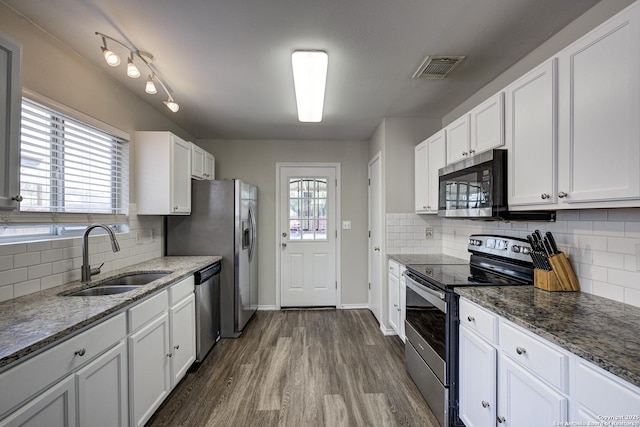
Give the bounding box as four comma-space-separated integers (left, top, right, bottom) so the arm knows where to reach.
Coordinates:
198, 139, 369, 307
443, 0, 635, 126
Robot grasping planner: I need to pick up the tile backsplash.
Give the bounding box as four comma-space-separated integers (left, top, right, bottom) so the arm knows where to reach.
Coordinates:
388, 208, 640, 308
0, 204, 163, 302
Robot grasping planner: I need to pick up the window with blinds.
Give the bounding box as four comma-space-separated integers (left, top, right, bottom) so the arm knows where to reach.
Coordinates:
20, 98, 128, 215
0, 97, 129, 240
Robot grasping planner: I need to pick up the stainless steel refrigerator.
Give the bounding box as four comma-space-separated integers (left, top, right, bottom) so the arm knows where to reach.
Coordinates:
166, 179, 258, 338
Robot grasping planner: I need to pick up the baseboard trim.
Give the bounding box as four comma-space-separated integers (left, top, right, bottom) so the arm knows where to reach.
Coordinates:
257, 305, 277, 311
380, 324, 397, 336
340, 303, 369, 309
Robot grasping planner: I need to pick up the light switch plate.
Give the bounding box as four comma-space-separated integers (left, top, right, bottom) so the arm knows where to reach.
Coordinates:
342, 220, 352, 230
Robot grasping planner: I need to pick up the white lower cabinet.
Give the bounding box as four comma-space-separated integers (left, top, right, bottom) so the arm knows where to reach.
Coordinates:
76, 341, 128, 427
388, 268, 400, 333
169, 293, 196, 387
459, 296, 640, 427
459, 325, 497, 427
498, 353, 568, 426
129, 312, 171, 427
0, 375, 76, 427
398, 266, 406, 343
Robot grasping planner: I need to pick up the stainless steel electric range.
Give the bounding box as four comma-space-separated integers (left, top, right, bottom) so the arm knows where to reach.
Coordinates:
404, 234, 535, 427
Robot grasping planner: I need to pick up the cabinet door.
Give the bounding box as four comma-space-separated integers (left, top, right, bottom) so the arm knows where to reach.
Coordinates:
204, 152, 215, 180
427, 130, 446, 213
414, 140, 429, 213
446, 114, 471, 164
388, 272, 399, 333
497, 354, 568, 426
0, 375, 76, 427
76, 341, 128, 427
459, 326, 497, 427
129, 313, 171, 427
470, 92, 504, 154
399, 267, 406, 343
558, 4, 640, 204
507, 59, 557, 207
0, 32, 22, 211
169, 294, 196, 388
170, 136, 192, 214
190, 143, 205, 179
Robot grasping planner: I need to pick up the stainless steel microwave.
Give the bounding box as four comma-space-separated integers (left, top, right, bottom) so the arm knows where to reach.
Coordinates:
437, 149, 555, 221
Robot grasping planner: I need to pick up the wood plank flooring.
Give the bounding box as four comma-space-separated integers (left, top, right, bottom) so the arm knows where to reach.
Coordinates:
146, 309, 439, 427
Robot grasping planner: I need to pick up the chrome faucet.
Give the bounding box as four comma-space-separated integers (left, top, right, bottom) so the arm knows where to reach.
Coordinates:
81, 224, 120, 282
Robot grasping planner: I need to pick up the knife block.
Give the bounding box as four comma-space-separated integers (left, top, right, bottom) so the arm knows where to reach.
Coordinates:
534, 253, 580, 292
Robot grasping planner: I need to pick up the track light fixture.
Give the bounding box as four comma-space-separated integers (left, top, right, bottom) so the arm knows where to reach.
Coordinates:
95, 32, 179, 113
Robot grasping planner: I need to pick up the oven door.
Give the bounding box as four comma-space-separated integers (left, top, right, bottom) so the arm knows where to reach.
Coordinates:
438, 149, 506, 218
404, 273, 449, 427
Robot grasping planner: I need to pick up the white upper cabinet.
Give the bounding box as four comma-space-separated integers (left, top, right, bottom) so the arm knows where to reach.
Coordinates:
136, 131, 191, 215
557, 3, 640, 206
446, 114, 471, 164
415, 129, 446, 214
507, 59, 557, 207
190, 143, 206, 180
470, 92, 505, 155
0, 31, 22, 211
204, 152, 215, 180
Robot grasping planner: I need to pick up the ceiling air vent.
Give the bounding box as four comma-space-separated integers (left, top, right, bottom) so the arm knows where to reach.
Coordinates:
412, 55, 466, 79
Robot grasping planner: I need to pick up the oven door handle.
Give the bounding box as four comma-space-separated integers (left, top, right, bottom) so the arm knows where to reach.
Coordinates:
405, 275, 447, 313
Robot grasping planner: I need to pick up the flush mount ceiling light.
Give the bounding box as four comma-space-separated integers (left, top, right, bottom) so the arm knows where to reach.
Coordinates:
95, 32, 179, 113
291, 50, 328, 122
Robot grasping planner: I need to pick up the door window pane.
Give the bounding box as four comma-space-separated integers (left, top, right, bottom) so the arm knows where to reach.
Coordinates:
288, 177, 328, 241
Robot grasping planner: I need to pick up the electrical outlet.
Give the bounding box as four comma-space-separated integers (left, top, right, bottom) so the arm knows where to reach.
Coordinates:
425, 225, 433, 239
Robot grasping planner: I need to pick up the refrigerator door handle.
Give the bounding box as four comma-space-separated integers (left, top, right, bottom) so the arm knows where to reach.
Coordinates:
248, 205, 256, 262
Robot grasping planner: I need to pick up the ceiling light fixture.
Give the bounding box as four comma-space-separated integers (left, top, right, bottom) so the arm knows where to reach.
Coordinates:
95, 32, 179, 113
291, 50, 328, 123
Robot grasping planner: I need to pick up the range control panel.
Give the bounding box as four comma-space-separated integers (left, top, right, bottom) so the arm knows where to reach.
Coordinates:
468, 234, 533, 263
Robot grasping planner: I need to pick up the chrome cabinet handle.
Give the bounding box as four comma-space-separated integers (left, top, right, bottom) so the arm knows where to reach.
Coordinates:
497, 416, 506, 423
482, 400, 490, 408
374, 246, 380, 252
462, 151, 468, 156
282, 243, 287, 248
541, 193, 550, 199
516, 346, 527, 355
558, 191, 568, 198
467, 316, 475, 322
469, 149, 475, 154
75, 349, 86, 357
12, 195, 23, 202
174, 206, 179, 211
166, 353, 173, 358
174, 345, 180, 350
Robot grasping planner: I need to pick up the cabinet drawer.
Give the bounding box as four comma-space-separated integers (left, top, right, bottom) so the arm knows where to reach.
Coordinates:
388, 260, 400, 278
169, 275, 194, 305
0, 313, 126, 418
575, 358, 640, 418
459, 298, 498, 344
128, 290, 169, 332
500, 320, 569, 392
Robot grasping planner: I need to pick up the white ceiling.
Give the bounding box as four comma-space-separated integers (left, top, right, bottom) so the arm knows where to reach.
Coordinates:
4, 0, 601, 141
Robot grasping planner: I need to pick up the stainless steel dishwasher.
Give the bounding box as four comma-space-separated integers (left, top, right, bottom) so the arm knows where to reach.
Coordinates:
194, 261, 221, 362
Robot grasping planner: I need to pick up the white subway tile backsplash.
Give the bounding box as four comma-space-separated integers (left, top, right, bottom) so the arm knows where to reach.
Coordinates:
606, 237, 639, 255
593, 221, 624, 237
0, 268, 27, 287
0, 255, 13, 271
578, 210, 608, 221
0, 244, 26, 256
607, 269, 640, 289
14, 279, 41, 298
624, 288, 640, 307
28, 263, 52, 280
0, 285, 13, 302
592, 251, 624, 269
592, 281, 624, 303
14, 252, 41, 268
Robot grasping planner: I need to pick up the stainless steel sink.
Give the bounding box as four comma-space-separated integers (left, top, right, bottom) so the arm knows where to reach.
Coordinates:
97, 272, 172, 287
67, 285, 142, 296
63, 271, 172, 296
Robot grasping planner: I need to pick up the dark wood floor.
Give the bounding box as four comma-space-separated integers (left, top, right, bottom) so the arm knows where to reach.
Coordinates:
146, 309, 439, 427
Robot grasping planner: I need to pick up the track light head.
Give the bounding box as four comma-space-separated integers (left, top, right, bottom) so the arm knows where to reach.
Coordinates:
164, 99, 179, 112
145, 75, 157, 94
127, 54, 140, 78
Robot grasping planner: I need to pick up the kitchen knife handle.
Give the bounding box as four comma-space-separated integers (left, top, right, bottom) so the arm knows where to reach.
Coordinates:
545, 232, 560, 254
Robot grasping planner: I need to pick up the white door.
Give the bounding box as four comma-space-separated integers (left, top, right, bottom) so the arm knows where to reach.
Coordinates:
368, 153, 383, 322
169, 294, 196, 387
279, 165, 337, 307
446, 114, 471, 164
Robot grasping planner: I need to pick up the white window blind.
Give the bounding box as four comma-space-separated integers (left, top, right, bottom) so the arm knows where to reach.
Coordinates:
13, 98, 129, 225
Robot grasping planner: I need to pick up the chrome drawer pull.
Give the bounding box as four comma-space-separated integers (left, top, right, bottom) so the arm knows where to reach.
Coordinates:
74, 348, 86, 357
497, 416, 506, 423
516, 346, 527, 355
482, 400, 490, 408
467, 316, 475, 322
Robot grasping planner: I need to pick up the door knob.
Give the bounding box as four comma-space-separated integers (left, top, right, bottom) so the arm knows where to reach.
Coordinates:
374, 246, 380, 251
281, 243, 287, 248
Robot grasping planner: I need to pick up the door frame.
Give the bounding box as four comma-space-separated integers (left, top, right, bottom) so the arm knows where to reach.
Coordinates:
368, 151, 384, 322
275, 162, 342, 310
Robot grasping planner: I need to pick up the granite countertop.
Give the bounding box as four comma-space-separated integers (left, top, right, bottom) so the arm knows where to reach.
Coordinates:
456, 286, 640, 388
0, 256, 221, 370
388, 253, 469, 266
